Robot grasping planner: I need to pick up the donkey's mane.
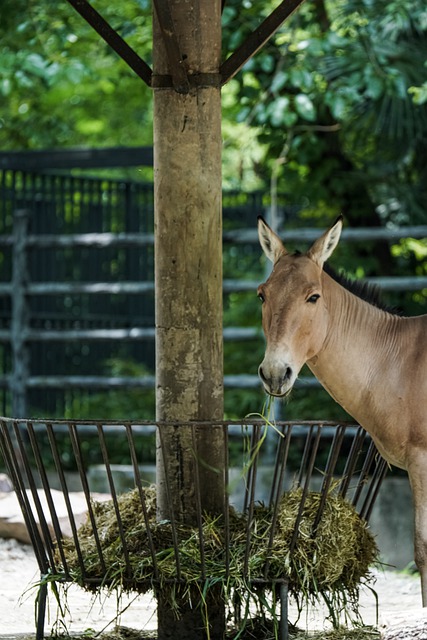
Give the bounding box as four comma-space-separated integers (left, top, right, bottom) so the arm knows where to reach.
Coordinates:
323, 263, 399, 315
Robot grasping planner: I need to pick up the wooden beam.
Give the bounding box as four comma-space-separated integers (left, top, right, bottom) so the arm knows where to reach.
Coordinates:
152, 0, 190, 93
220, 0, 307, 85
153, 2, 225, 636
65, 0, 153, 86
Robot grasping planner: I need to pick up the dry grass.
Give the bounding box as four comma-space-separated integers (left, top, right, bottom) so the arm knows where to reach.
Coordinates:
57, 485, 379, 633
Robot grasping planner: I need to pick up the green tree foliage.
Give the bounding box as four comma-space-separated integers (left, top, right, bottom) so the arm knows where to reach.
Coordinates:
2, 0, 426, 227
222, 0, 427, 227
0, 0, 153, 150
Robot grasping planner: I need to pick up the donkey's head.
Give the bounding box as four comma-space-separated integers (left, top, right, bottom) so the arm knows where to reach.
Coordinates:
257, 216, 343, 397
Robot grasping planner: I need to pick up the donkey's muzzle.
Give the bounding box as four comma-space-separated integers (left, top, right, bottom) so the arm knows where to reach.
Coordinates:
258, 363, 293, 397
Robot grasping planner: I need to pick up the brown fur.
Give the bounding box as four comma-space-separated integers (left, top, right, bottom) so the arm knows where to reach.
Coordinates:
257, 216, 427, 605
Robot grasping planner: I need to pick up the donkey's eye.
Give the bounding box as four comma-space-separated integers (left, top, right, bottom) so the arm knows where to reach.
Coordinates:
307, 293, 320, 304
258, 292, 265, 303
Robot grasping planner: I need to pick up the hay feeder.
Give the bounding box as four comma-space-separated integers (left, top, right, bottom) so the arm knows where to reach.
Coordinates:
0, 418, 387, 639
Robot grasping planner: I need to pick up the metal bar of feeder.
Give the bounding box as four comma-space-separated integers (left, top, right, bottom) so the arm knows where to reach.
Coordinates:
96, 423, 133, 580
289, 425, 323, 554
8, 424, 48, 573
339, 426, 367, 499
26, 422, 63, 574
68, 422, 106, 577
125, 423, 160, 581
279, 580, 289, 640
156, 424, 182, 581
191, 423, 207, 581
243, 423, 262, 576
312, 424, 347, 534
14, 421, 58, 572
36, 580, 48, 640
5, 421, 49, 640
242, 423, 260, 514
223, 423, 230, 581
45, 421, 84, 579
268, 423, 292, 507
263, 424, 293, 580
0, 421, 49, 575
359, 456, 389, 522
296, 423, 317, 488
351, 440, 377, 510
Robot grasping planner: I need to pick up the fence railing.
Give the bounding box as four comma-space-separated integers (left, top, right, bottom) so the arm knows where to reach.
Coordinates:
1, 206, 426, 417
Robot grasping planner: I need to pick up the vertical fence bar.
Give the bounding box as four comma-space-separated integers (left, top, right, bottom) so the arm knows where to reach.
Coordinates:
311, 424, 346, 534
156, 424, 182, 581
11, 208, 30, 418
263, 424, 292, 579
359, 457, 389, 522
289, 425, 322, 554
279, 580, 289, 640
223, 423, 230, 581
68, 422, 106, 577
45, 422, 85, 579
242, 423, 261, 514
25, 422, 63, 574
0, 420, 50, 574
125, 423, 160, 580
191, 424, 207, 582
351, 440, 378, 510
242, 423, 261, 575
268, 423, 292, 508
95, 423, 133, 580
338, 427, 366, 499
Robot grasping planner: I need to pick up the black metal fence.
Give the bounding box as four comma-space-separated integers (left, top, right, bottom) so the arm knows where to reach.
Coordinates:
0, 170, 155, 416
0, 166, 271, 418
0, 150, 426, 419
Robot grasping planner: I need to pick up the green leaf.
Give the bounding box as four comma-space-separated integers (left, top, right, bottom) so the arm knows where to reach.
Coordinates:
270, 71, 288, 94
23, 53, 48, 77
267, 96, 290, 126
326, 93, 347, 119
365, 75, 385, 100
260, 54, 275, 73
295, 94, 316, 121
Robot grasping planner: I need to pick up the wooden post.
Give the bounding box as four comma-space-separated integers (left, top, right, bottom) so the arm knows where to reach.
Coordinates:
153, 1, 225, 638
11, 209, 30, 418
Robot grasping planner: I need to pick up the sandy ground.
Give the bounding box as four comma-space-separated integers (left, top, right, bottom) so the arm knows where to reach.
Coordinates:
0, 537, 423, 638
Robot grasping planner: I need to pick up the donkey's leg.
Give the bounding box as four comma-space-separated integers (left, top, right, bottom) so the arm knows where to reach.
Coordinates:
408, 461, 427, 606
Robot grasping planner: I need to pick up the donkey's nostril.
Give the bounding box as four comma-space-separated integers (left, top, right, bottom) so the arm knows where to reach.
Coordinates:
284, 366, 292, 381
258, 366, 267, 383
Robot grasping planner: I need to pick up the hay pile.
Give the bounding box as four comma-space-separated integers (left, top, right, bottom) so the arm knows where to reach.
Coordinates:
58, 485, 378, 623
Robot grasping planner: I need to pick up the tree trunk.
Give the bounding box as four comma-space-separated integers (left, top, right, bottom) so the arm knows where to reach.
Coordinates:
153, 1, 225, 638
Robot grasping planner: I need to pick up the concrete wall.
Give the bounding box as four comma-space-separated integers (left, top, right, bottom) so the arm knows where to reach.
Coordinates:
368, 475, 414, 570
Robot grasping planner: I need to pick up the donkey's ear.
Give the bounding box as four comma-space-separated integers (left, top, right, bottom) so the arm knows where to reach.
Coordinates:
307, 216, 343, 267
258, 216, 287, 264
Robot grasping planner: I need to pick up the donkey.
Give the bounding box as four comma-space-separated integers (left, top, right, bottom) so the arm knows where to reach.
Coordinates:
257, 215, 427, 604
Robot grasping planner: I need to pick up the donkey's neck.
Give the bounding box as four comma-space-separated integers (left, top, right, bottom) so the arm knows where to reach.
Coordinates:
307, 272, 404, 457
